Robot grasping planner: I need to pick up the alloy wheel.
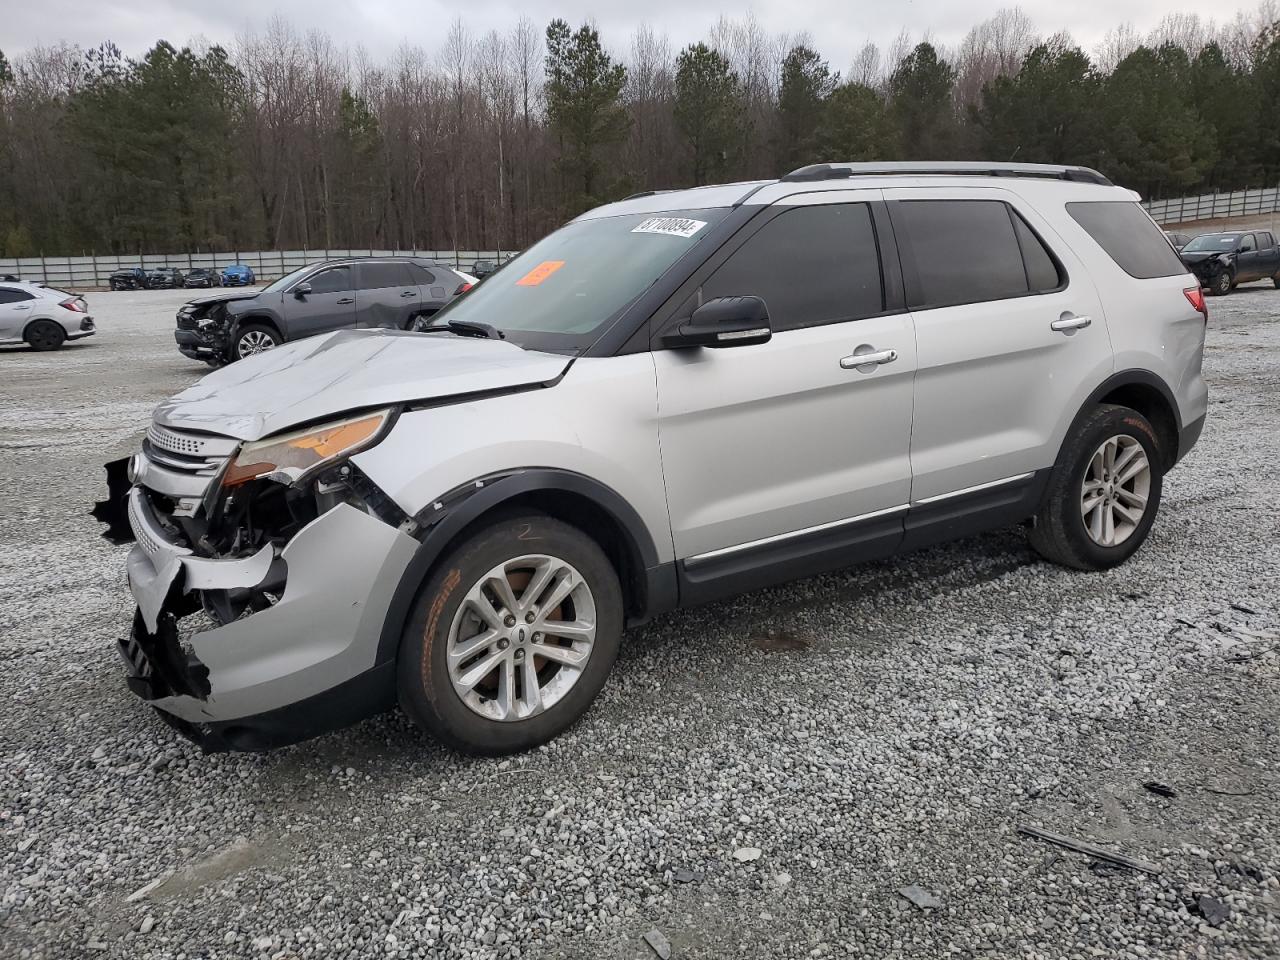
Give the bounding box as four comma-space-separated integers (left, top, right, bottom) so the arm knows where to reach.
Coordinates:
446, 555, 597, 722
236, 330, 277, 358
1080, 434, 1151, 547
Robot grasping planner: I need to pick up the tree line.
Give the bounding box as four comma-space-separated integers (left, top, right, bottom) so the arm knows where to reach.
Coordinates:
2, 5, 1280, 257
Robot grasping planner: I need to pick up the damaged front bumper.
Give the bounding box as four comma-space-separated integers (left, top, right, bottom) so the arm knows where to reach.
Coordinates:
120, 485, 418, 751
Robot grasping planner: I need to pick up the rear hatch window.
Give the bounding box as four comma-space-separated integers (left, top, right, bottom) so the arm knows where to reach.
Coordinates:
1066, 201, 1188, 279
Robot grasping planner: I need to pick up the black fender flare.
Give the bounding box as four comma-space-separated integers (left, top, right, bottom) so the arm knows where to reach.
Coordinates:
1057, 369, 1183, 470
374, 468, 673, 665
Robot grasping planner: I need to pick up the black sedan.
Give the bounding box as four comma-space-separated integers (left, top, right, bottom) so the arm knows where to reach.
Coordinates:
183, 268, 220, 288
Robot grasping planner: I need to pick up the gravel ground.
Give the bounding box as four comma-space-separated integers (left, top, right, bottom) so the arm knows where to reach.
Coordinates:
1, 286, 1278, 960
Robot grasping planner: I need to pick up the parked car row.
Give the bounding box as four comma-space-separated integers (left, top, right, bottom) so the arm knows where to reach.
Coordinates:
108, 264, 257, 291
1176, 229, 1280, 296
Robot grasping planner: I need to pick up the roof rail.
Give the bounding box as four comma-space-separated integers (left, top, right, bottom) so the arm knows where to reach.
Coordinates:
780, 161, 1112, 186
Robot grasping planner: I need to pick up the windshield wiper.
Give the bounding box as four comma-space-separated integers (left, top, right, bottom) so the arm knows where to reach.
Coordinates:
447, 318, 504, 340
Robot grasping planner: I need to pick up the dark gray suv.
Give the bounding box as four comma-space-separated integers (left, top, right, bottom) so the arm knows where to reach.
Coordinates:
174, 257, 470, 364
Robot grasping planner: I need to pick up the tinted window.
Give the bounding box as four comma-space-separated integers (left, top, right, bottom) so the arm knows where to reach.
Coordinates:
692, 204, 883, 332
407, 263, 437, 285
361, 262, 413, 289
307, 266, 352, 294
1261, 232, 1276, 248
1239, 234, 1256, 252
898, 200, 1029, 307
1012, 212, 1064, 292
0, 287, 35, 304
1066, 201, 1187, 279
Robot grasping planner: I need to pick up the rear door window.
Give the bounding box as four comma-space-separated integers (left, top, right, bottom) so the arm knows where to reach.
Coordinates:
691, 203, 884, 332
0, 287, 36, 303
359, 262, 414, 289
896, 199, 1033, 308
1066, 201, 1188, 279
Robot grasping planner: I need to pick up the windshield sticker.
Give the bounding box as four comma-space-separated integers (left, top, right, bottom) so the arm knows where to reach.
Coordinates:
515, 260, 566, 286
632, 217, 708, 239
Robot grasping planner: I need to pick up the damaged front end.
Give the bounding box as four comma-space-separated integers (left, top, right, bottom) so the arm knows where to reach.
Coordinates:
174, 300, 237, 364
96, 411, 419, 751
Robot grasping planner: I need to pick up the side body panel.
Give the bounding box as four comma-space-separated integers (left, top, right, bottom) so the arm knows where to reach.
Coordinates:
353, 353, 675, 563
1046, 189, 1207, 433
652, 313, 916, 559
885, 184, 1114, 501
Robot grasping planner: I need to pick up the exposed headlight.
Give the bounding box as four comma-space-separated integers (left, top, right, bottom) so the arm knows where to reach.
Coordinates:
222, 409, 394, 488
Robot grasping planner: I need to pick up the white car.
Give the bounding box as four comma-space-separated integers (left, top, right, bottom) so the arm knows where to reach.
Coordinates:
0, 281, 95, 350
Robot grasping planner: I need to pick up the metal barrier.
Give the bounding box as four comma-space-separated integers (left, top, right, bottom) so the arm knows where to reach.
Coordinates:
0, 249, 515, 289
1144, 187, 1280, 226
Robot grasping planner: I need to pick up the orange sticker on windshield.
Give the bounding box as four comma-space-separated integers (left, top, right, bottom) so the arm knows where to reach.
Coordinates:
516, 260, 565, 286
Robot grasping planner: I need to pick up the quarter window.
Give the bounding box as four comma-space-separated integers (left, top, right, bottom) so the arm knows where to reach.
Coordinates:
691, 203, 884, 333
1066, 201, 1187, 279
306, 266, 352, 295
407, 264, 437, 285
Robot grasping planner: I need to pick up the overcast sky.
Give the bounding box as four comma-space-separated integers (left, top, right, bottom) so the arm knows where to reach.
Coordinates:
4, 1, 1266, 71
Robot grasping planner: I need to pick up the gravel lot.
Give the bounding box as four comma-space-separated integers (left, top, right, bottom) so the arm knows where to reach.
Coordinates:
2, 285, 1278, 960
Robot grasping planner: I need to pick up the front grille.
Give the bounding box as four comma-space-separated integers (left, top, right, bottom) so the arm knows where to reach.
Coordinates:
147, 424, 234, 459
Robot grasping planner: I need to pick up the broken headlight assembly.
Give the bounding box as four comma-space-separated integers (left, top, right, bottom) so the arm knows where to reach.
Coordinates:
205, 409, 402, 555
222, 409, 395, 489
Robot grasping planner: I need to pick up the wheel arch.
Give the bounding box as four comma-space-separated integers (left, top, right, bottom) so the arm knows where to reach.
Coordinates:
23, 315, 66, 343
375, 469, 675, 666
1072, 370, 1181, 472
231, 313, 284, 339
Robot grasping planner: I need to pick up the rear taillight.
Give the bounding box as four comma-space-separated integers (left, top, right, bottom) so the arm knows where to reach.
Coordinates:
60, 298, 86, 312
454, 282, 473, 296
1184, 285, 1207, 320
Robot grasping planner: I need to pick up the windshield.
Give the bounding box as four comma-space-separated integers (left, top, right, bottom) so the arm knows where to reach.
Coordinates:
260, 264, 314, 293
1183, 234, 1241, 252
429, 209, 729, 353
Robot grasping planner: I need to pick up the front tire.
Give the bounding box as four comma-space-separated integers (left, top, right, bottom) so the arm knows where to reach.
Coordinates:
232, 323, 281, 361
1029, 404, 1163, 571
1208, 271, 1232, 296
25, 320, 67, 352
397, 514, 623, 755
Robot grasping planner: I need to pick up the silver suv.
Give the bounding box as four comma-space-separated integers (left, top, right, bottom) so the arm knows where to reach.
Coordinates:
101, 162, 1208, 755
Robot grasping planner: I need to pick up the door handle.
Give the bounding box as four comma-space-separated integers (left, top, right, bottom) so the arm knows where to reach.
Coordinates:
840, 348, 898, 370
400, 290, 416, 298
336, 298, 354, 305
1050, 314, 1091, 333
14, 304, 31, 311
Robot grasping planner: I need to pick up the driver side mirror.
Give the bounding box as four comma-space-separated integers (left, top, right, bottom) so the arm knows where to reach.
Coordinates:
662, 296, 772, 349
293, 282, 312, 298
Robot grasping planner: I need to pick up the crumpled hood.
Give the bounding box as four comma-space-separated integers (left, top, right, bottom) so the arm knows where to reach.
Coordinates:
154, 329, 572, 440
184, 291, 260, 309
1180, 251, 1229, 267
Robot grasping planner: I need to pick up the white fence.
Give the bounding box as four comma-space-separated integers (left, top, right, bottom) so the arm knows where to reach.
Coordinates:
0, 249, 513, 289
1144, 186, 1280, 226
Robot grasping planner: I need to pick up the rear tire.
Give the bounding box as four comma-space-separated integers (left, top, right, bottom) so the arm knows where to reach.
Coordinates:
25, 320, 67, 352
1028, 404, 1163, 572
397, 514, 623, 755
1273, 275, 1279, 289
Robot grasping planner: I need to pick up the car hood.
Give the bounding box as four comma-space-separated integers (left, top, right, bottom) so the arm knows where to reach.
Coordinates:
1180, 251, 1229, 266
184, 291, 260, 309
153, 329, 572, 440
